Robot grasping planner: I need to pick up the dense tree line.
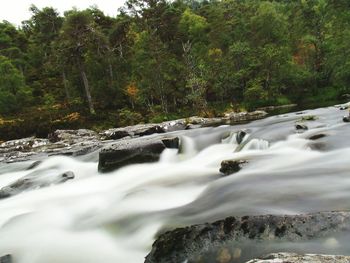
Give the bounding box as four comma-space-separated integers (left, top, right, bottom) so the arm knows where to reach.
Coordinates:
1, 0, 350, 122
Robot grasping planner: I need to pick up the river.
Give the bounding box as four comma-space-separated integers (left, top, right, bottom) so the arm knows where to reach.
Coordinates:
1, 105, 350, 262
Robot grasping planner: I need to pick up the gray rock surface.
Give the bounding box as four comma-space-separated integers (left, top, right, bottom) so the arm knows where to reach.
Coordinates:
98, 136, 179, 172
246, 253, 350, 263
0, 129, 104, 163
145, 212, 350, 263
100, 124, 165, 140
0, 111, 267, 164
0, 170, 75, 199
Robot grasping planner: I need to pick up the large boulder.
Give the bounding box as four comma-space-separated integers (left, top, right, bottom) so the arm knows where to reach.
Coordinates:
247, 253, 350, 263
0, 170, 75, 199
145, 211, 350, 263
98, 137, 179, 172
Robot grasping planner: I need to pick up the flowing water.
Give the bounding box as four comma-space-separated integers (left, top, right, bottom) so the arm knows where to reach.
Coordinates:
1, 105, 350, 262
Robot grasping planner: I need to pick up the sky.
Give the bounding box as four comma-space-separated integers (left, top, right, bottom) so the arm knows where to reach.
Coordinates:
0, 0, 126, 26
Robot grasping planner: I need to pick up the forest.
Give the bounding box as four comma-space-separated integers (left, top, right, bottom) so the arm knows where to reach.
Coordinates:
0, 0, 350, 139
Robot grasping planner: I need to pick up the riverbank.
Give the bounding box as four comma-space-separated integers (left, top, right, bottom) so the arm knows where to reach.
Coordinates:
0, 103, 299, 142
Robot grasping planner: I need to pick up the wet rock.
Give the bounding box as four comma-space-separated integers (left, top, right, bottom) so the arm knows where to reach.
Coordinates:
0, 170, 75, 199
236, 130, 247, 144
300, 115, 317, 121
343, 116, 350, 122
161, 137, 180, 149
0, 255, 11, 263
308, 134, 326, 140
246, 252, 350, 263
145, 211, 350, 263
98, 136, 179, 173
220, 160, 247, 176
26, 160, 42, 170
295, 124, 308, 130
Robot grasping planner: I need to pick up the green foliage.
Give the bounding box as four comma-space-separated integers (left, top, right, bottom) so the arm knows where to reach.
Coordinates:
243, 78, 269, 109
2, 0, 350, 139
118, 108, 144, 126
0, 55, 32, 113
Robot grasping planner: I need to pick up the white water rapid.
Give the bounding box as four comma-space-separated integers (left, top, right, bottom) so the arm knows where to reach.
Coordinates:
1, 105, 350, 262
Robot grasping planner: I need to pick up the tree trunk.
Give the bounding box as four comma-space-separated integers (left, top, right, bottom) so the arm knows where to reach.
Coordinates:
78, 61, 95, 114
62, 71, 71, 103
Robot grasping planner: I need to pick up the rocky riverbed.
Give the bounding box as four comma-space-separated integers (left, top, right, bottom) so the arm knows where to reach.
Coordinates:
0, 111, 267, 164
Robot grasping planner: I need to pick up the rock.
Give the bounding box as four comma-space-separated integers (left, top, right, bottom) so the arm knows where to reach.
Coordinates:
100, 124, 166, 140
295, 124, 308, 130
308, 134, 326, 140
145, 211, 350, 263
219, 160, 247, 175
161, 137, 180, 149
300, 115, 317, 121
0, 137, 49, 153
0, 170, 75, 199
161, 120, 187, 132
98, 136, 179, 173
26, 160, 42, 170
225, 111, 268, 123
48, 129, 100, 143
0, 255, 11, 263
186, 116, 224, 127
236, 130, 247, 144
0, 129, 104, 163
246, 252, 350, 263
343, 116, 350, 122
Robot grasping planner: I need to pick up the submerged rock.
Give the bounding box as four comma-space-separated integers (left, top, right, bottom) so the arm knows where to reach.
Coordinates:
26, 160, 42, 170
220, 160, 248, 176
295, 123, 308, 130
246, 252, 350, 263
236, 131, 247, 144
0, 170, 75, 199
145, 211, 350, 263
98, 137, 179, 172
0, 255, 11, 263
308, 134, 327, 140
